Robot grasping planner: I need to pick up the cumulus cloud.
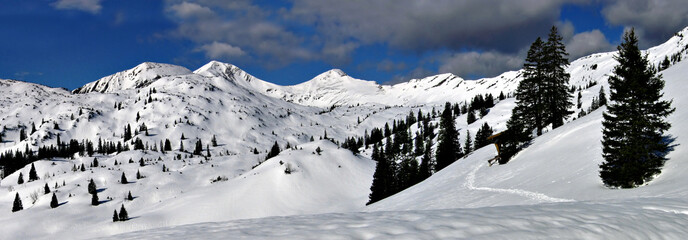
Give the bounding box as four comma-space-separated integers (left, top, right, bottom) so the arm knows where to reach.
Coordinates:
602, 0, 688, 47
168, 1, 214, 19
438, 51, 524, 78
197, 41, 246, 59
52, 0, 102, 14
164, 0, 315, 68
566, 30, 614, 60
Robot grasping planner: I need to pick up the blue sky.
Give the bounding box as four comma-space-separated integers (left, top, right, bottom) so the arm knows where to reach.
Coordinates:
1, 0, 687, 90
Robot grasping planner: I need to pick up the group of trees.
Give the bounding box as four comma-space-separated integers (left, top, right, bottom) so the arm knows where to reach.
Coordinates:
366, 103, 497, 204
499, 26, 574, 163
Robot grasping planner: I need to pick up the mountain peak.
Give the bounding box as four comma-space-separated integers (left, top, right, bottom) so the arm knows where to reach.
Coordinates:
73, 62, 191, 94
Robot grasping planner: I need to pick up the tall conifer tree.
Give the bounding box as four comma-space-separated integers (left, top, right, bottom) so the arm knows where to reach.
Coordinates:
600, 28, 675, 188
435, 102, 461, 171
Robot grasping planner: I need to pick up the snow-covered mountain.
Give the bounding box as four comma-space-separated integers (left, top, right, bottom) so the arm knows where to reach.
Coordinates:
1, 26, 688, 239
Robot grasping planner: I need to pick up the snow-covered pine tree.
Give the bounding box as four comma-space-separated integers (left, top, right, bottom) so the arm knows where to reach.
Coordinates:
17, 172, 24, 184
435, 102, 461, 171
44, 183, 50, 194
113, 210, 119, 222
121, 172, 128, 184
127, 191, 133, 201
600, 28, 675, 188
12, 193, 23, 212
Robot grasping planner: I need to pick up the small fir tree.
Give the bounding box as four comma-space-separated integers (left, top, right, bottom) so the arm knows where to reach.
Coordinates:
44, 183, 51, 194
113, 210, 119, 222
121, 172, 128, 184
88, 179, 97, 194
50, 193, 59, 208
12, 193, 23, 212
17, 172, 24, 184
119, 204, 129, 221
28, 163, 38, 181
91, 193, 99, 206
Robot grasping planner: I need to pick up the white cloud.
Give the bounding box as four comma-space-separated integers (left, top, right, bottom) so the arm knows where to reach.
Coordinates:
168, 2, 214, 19
52, 0, 102, 14
602, 0, 688, 46
566, 30, 614, 60
197, 42, 246, 59
438, 51, 524, 78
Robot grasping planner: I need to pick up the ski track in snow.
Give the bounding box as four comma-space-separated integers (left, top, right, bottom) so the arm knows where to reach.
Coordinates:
464, 161, 574, 203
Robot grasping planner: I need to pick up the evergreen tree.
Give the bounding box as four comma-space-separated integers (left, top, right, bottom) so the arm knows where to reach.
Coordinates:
164, 139, 172, 151
12, 193, 23, 212
119, 204, 129, 221
466, 110, 477, 124
211, 135, 218, 147
179, 140, 184, 152
139, 158, 145, 167
123, 124, 132, 142
435, 102, 461, 171
91, 192, 99, 206
598, 86, 607, 106
600, 29, 675, 188
113, 210, 119, 222
414, 131, 424, 156
93, 158, 99, 167
121, 172, 128, 184
517, 37, 546, 136
367, 144, 390, 205
50, 193, 58, 208
418, 137, 433, 181
44, 183, 50, 194
17, 172, 24, 184
136, 169, 142, 179
28, 163, 38, 181
464, 130, 473, 155
500, 107, 532, 164
127, 191, 134, 201
88, 179, 97, 194
31, 122, 36, 134
193, 139, 203, 155
265, 141, 281, 160
19, 128, 26, 142
543, 26, 573, 129
474, 122, 494, 149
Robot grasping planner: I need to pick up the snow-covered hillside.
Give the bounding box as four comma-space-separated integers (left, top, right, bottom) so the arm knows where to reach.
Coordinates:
1, 26, 688, 239
108, 31, 688, 240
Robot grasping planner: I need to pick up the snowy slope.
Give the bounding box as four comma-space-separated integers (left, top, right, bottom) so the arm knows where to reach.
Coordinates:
1, 26, 688, 239
104, 31, 688, 240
